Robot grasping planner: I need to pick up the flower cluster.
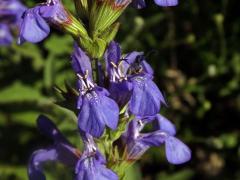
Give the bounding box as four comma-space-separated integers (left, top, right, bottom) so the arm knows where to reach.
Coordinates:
28, 41, 191, 179
0, 0, 26, 45
18, 0, 190, 179
29, 115, 118, 180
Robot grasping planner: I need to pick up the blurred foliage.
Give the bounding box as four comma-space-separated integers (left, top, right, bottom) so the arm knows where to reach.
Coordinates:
0, 0, 240, 180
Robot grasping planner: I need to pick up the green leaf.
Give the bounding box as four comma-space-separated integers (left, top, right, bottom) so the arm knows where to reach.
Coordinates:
44, 35, 73, 56
123, 164, 142, 180
0, 82, 44, 103
157, 169, 194, 180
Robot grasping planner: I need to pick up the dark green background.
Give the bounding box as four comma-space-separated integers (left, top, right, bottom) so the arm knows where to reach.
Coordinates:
0, 0, 239, 179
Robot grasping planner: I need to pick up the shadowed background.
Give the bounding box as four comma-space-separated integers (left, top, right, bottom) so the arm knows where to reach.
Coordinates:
0, 0, 239, 179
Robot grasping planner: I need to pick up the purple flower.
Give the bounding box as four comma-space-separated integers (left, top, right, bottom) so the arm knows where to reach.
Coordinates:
28, 115, 81, 180
128, 74, 166, 116
18, 7, 50, 44
0, 0, 26, 24
124, 116, 191, 164
77, 86, 119, 137
104, 41, 142, 107
0, 23, 13, 45
75, 137, 118, 180
28, 115, 117, 179
132, 0, 178, 8
71, 45, 119, 137
71, 43, 93, 80
104, 41, 138, 107
154, 0, 178, 7
18, 0, 69, 44
0, 0, 26, 46
75, 131, 118, 180
75, 151, 118, 180
126, 53, 166, 116
153, 114, 176, 135
39, 0, 69, 27
105, 41, 166, 116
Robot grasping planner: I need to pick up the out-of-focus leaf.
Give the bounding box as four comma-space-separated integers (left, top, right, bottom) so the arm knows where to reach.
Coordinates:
124, 164, 142, 180
0, 82, 45, 103
44, 35, 73, 56
157, 169, 194, 180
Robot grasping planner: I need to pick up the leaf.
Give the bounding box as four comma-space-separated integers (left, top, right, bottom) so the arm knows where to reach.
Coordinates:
157, 169, 194, 180
44, 35, 73, 56
124, 164, 142, 180
0, 82, 44, 103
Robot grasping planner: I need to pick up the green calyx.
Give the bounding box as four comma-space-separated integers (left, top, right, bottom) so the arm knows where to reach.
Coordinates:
65, 0, 129, 58
75, 22, 120, 58
64, 12, 88, 38
89, 0, 130, 38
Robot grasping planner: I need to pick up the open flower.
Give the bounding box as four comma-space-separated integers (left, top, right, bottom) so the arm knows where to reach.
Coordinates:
18, 0, 85, 44
18, 0, 69, 44
75, 132, 118, 180
71, 44, 119, 137
104, 41, 139, 107
0, 0, 26, 24
28, 115, 117, 180
28, 115, 80, 180
123, 116, 191, 164
18, 6, 50, 44
104, 41, 166, 116
0, 0, 26, 45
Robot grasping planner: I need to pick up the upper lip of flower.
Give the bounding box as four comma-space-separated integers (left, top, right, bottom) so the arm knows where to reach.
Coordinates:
110, 60, 128, 82
77, 70, 95, 95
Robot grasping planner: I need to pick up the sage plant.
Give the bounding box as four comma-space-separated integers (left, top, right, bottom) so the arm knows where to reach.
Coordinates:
19, 0, 191, 179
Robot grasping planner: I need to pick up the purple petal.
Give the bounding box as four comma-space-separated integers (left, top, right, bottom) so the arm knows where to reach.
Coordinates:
28, 145, 79, 180
0, 0, 26, 24
154, 0, 178, 7
139, 130, 168, 146
104, 41, 121, 66
18, 7, 50, 44
78, 93, 105, 137
122, 119, 139, 143
140, 60, 154, 76
36, 115, 80, 165
126, 141, 149, 160
155, 114, 176, 136
0, 23, 13, 45
28, 149, 55, 180
39, 0, 68, 25
165, 136, 191, 164
95, 90, 119, 130
71, 43, 92, 78
129, 75, 165, 116
77, 95, 83, 109
78, 89, 119, 137
124, 51, 143, 66
94, 86, 110, 96
75, 151, 118, 180
109, 80, 133, 107
37, 115, 67, 142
